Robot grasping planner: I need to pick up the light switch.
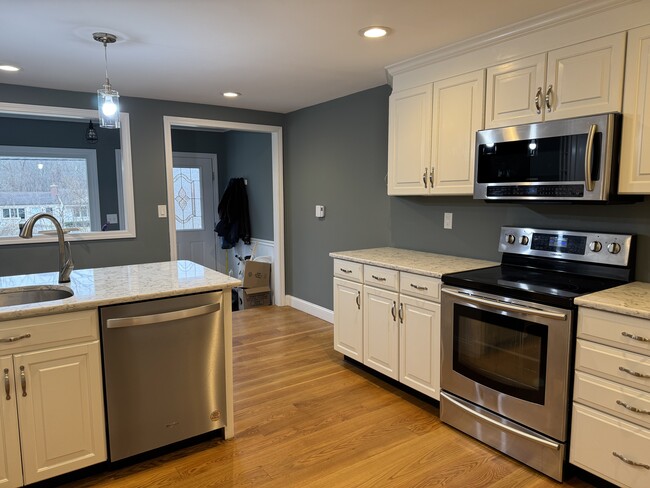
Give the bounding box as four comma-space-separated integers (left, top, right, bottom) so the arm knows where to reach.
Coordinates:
106, 213, 118, 224
315, 205, 325, 218
158, 205, 167, 218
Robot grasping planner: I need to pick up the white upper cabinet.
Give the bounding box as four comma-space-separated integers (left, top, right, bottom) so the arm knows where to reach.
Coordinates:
387, 85, 432, 196
388, 70, 484, 196
431, 69, 485, 195
486, 33, 626, 128
619, 24, 650, 194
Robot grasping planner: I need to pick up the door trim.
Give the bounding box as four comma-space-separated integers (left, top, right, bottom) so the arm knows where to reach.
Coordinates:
162, 117, 285, 306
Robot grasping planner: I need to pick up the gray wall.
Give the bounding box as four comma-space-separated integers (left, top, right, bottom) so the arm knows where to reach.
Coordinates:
284, 84, 650, 310
171, 129, 273, 241
0, 83, 282, 276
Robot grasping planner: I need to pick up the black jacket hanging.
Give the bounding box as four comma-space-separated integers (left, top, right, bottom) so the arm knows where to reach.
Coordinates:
215, 178, 252, 249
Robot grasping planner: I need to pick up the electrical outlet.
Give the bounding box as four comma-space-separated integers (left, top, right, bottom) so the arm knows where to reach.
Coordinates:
157, 205, 167, 218
106, 213, 118, 224
444, 212, 453, 229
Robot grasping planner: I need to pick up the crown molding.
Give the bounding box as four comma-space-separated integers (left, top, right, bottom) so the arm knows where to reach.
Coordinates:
385, 0, 639, 83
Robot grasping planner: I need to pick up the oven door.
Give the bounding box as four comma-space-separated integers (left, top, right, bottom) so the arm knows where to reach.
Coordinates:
441, 286, 574, 441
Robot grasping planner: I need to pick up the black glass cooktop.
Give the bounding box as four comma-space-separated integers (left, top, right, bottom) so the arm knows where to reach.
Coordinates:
442, 265, 627, 309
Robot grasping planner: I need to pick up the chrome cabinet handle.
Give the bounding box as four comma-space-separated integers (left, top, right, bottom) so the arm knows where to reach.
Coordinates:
398, 303, 404, 324
106, 302, 221, 328
371, 275, 387, 282
622, 331, 650, 343
545, 84, 553, 112
619, 366, 650, 379
584, 124, 597, 192
612, 451, 650, 470
0, 333, 31, 343
616, 399, 650, 415
391, 301, 396, 321
3, 368, 10, 401
339, 268, 352, 274
20, 366, 26, 397
429, 170, 433, 187
422, 169, 428, 188
534, 87, 543, 114
356, 291, 360, 310
410, 284, 428, 291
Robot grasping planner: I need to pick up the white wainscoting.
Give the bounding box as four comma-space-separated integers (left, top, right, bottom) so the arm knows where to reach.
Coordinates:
285, 295, 334, 324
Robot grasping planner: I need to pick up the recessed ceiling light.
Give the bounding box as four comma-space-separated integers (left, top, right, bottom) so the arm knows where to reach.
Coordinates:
0, 65, 21, 72
222, 92, 241, 98
359, 26, 391, 38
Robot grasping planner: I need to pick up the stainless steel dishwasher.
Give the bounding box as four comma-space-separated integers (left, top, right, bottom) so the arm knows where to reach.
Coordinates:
100, 291, 225, 461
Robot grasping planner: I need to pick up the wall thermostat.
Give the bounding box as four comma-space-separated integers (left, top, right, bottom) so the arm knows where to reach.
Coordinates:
315, 205, 325, 218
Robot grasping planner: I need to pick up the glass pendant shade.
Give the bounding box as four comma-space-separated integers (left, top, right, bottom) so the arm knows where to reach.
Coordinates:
97, 84, 120, 129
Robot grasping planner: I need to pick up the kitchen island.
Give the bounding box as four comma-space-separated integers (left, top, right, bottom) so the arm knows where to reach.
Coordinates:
0, 260, 240, 488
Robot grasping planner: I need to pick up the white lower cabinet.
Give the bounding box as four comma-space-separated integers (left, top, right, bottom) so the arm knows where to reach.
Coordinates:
571, 307, 650, 488
0, 311, 106, 487
334, 259, 442, 400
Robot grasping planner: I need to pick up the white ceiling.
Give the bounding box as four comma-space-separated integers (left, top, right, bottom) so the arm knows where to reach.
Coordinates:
1, 0, 595, 114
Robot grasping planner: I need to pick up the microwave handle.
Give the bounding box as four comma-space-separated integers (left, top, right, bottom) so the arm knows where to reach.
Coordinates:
584, 124, 597, 192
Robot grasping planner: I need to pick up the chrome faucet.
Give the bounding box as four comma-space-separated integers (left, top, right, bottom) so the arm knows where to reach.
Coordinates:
19, 213, 74, 283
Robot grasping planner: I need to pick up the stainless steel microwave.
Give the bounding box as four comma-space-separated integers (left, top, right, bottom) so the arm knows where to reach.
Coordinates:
474, 113, 623, 202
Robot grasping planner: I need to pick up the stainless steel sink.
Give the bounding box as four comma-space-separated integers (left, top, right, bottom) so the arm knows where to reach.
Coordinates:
0, 285, 74, 307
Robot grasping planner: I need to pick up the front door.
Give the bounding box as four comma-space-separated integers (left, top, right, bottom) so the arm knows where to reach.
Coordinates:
172, 153, 218, 270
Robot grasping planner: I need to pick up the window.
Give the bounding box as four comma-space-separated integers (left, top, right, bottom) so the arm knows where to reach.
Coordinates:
0, 146, 100, 237
173, 167, 204, 231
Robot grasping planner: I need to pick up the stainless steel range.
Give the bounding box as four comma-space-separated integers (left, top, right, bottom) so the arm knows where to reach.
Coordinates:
440, 226, 635, 481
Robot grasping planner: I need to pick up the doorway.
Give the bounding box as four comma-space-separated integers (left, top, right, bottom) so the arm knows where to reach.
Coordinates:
163, 117, 285, 306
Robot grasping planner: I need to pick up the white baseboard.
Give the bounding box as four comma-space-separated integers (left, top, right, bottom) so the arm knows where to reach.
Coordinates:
285, 295, 334, 323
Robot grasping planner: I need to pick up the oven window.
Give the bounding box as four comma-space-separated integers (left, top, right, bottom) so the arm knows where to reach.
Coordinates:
453, 304, 548, 404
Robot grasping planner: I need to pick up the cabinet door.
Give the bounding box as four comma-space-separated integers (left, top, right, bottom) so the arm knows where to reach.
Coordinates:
387, 85, 432, 195
15, 342, 106, 484
485, 54, 545, 128
363, 286, 399, 380
620, 25, 650, 194
431, 69, 485, 195
399, 295, 441, 399
0, 357, 22, 488
333, 278, 363, 361
546, 33, 625, 121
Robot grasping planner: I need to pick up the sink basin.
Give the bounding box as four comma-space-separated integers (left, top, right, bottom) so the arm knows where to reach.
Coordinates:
0, 285, 74, 307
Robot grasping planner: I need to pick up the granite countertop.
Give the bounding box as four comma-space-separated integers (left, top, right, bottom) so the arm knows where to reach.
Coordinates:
0, 260, 241, 321
329, 247, 498, 278
575, 281, 650, 320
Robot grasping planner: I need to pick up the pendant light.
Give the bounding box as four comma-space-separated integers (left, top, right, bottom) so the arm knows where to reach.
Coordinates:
93, 32, 120, 129
85, 120, 98, 144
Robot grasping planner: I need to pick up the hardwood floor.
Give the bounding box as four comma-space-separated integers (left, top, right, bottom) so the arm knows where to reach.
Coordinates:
58, 306, 601, 488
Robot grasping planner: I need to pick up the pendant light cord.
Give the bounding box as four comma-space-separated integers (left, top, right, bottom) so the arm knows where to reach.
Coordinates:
103, 41, 110, 86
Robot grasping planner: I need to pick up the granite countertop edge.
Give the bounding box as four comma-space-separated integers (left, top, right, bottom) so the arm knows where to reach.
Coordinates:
575, 281, 650, 320
0, 260, 241, 322
329, 247, 498, 279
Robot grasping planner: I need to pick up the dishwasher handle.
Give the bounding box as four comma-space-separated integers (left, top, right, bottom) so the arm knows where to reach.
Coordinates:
106, 302, 221, 329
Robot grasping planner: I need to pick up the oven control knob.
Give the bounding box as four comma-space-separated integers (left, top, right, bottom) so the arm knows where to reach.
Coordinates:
506, 234, 516, 244
589, 241, 602, 253
519, 236, 529, 246
607, 242, 621, 254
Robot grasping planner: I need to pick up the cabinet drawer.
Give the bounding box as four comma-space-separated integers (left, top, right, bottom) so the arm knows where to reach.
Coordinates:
0, 310, 98, 354
576, 339, 650, 393
333, 259, 363, 282
364, 265, 399, 291
579, 307, 650, 356
399, 272, 441, 302
574, 371, 650, 429
571, 403, 650, 488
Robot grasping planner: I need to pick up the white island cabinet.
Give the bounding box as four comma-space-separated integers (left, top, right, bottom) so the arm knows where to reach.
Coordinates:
0, 260, 241, 487
572, 283, 650, 488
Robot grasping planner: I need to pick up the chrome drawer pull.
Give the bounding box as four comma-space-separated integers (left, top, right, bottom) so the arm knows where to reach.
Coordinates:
612, 451, 650, 470
410, 284, 428, 291
339, 268, 352, 274
534, 87, 543, 114
616, 400, 650, 415
0, 333, 31, 343
391, 301, 396, 321
20, 366, 26, 397
371, 275, 387, 282
619, 366, 650, 379
3, 368, 10, 400
356, 291, 360, 310
621, 331, 650, 343
398, 303, 404, 324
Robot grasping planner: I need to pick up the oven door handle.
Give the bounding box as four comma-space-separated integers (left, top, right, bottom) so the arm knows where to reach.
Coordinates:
442, 289, 567, 321
441, 392, 561, 450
